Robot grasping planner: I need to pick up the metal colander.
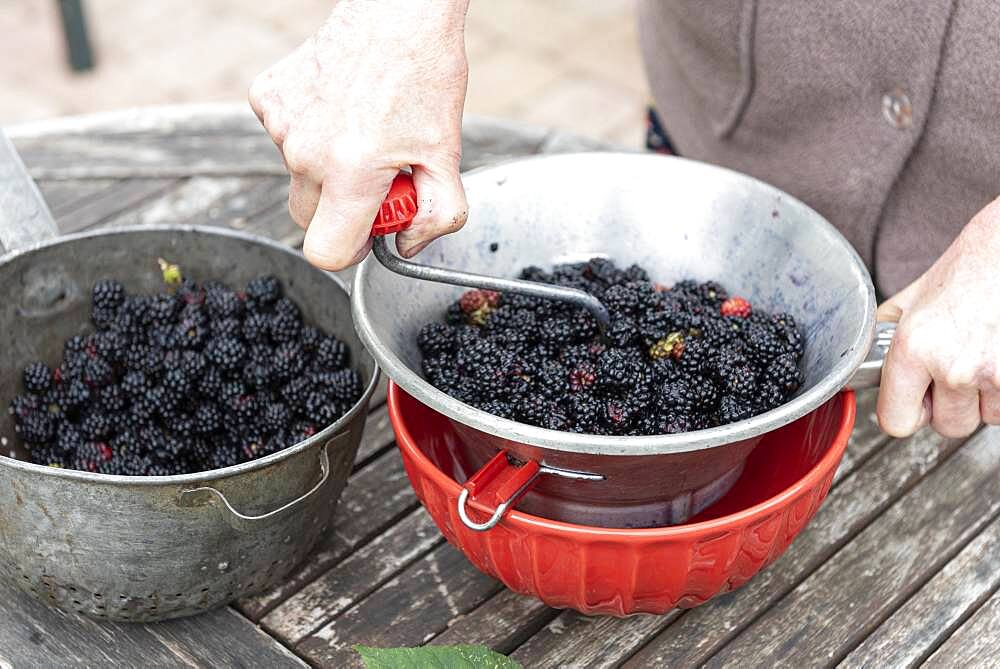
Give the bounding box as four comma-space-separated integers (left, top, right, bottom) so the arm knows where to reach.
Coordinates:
0, 171, 378, 621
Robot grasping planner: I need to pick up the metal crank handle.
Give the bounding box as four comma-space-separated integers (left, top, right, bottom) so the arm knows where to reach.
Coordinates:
846, 320, 896, 390
177, 435, 341, 532
369, 172, 612, 332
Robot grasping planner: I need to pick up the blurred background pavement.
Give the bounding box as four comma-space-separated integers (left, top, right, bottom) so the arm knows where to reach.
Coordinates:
0, 0, 649, 147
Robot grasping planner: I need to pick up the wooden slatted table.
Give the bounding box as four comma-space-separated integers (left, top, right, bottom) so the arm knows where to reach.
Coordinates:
3, 105, 998, 668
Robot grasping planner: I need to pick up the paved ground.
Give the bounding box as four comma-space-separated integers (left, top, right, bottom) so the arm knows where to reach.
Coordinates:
0, 0, 649, 147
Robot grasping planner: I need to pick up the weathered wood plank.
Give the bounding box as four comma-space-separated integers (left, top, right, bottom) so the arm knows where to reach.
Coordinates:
840, 512, 1000, 668
624, 427, 962, 668
507, 392, 888, 669
182, 175, 288, 229
13, 132, 286, 179
12, 107, 610, 179
6, 103, 265, 138
240, 199, 303, 247
514, 612, 681, 669
353, 404, 395, 471
238, 446, 417, 620
296, 542, 503, 667
430, 589, 559, 655
54, 178, 180, 233
704, 427, 1000, 668
138, 606, 307, 667
37, 178, 115, 212
0, 580, 305, 667
923, 587, 1000, 668
262, 507, 442, 644
94, 176, 257, 230
834, 389, 886, 484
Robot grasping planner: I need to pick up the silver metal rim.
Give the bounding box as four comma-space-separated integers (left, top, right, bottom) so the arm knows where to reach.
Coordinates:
0, 223, 381, 485
353, 152, 876, 456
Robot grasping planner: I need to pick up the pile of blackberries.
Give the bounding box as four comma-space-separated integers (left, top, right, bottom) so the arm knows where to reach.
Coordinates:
417, 258, 804, 436
9, 274, 362, 475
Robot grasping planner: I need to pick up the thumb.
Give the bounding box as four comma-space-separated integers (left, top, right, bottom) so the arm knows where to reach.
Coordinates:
302, 172, 394, 271
395, 160, 468, 258
877, 274, 924, 322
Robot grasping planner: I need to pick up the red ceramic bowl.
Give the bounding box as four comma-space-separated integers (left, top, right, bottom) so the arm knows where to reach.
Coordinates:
389, 382, 855, 616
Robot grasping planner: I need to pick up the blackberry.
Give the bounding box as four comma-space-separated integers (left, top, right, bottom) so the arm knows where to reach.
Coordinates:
92, 279, 125, 311
272, 342, 306, 381
83, 357, 114, 388
246, 275, 281, 307
206, 336, 246, 373
206, 288, 244, 320
478, 399, 515, 420
176, 317, 209, 349
300, 326, 323, 352
93, 330, 127, 364
596, 348, 644, 389
312, 369, 363, 404
220, 379, 248, 401
262, 402, 292, 434
23, 362, 52, 393
80, 410, 114, 440
714, 349, 757, 399
148, 324, 179, 350
17, 412, 54, 443
211, 317, 242, 338
767, 354, 803, 393
98, 385, 128, 414
65, 335, 87, 354
149, 293, 180, 324
193, 402, 223, 434
242, 312, 270, 343
719, 395, 754, 424
243, 358, 273, 389
568, 363, 596, 392
198, 366, 224, 398
304, 391, 342, 426
61, 380, 91, 412
269, 309, 301, 344
124, 343, 163, 376
417, 323, 455, 359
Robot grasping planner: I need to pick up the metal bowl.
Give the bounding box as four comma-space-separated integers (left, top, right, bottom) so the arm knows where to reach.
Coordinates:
0, 225, 379, 621
353, 152, 875, 527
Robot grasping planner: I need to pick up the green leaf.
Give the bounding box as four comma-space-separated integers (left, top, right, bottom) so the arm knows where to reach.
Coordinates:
355, 644, 522, 669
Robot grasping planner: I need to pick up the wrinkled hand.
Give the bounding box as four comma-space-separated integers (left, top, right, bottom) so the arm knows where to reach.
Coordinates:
249, 0, 470, 270
877, 196, 1000, 438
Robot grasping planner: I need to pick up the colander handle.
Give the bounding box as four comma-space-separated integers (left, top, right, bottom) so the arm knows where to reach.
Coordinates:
457, 451, 603, 532
0, 130, 60, 255
177, 434, 343, 532
846, 321, 896, 390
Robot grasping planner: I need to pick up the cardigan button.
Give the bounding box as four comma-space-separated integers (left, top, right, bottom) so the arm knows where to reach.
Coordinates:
882, 88, 913, 129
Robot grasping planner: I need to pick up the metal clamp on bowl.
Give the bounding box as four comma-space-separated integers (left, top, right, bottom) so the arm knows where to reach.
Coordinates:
457, 451, 603, 531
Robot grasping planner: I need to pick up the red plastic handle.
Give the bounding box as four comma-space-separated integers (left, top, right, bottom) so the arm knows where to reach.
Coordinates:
372, 172, 418, 236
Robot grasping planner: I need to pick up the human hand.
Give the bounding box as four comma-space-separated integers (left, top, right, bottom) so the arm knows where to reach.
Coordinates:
249, 0, 471, 271
877, 196, 1000, 438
